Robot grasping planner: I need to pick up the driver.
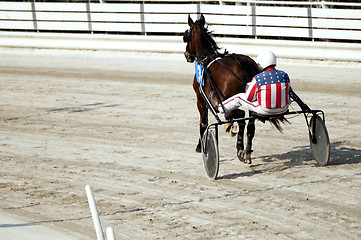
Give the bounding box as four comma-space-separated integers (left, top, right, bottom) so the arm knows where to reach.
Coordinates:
211, 50, 291, 116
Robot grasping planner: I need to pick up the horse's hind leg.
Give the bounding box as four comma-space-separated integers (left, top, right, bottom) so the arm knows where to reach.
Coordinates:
232, 109, 247, 162
244, 115, 255, 164
196, 108, 208, 153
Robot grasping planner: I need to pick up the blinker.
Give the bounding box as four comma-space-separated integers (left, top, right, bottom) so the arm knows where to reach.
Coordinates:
183, 30, 190, 43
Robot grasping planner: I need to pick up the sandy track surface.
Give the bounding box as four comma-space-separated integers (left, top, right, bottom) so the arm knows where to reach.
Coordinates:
0, 49, 360, 239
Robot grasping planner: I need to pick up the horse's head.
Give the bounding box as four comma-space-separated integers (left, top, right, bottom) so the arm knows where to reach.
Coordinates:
183, 14, 218, 63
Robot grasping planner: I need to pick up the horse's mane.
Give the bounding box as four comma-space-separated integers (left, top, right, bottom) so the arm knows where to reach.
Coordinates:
194, 20, 221, 54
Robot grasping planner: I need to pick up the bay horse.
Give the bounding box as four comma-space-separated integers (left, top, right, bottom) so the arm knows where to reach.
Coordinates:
183, 14, 260, 163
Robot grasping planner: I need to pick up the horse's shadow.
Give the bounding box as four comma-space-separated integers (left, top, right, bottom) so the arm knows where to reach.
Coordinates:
219, 141, 361, 180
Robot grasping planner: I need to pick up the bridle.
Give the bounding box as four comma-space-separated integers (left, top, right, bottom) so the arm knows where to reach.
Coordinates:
183, 24, 218, 63
183, 26, 196, 62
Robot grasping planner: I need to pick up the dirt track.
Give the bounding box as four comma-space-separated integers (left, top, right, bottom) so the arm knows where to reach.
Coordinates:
0, 49, 360, 239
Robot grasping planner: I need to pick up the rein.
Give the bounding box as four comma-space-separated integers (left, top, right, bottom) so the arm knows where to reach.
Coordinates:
201, 60, 229, 119
205, 54, 248, 93
201, 54, 250, 119
214, 55, 248, 86
204, 58, 226, 99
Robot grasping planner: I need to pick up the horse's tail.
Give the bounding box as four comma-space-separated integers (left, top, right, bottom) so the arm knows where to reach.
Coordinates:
270, 117, 290, 132
254, 114, 290, 133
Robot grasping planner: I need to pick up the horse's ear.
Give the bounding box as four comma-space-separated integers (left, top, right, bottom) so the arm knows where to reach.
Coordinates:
199, 14, 205, 26
188, 14, 194, 27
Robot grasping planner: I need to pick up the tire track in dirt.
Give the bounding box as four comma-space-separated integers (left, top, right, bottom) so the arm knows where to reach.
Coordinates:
1, 50, 360, 239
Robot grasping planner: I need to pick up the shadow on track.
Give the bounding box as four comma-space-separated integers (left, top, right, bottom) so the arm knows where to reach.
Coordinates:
219, 141, 361, 180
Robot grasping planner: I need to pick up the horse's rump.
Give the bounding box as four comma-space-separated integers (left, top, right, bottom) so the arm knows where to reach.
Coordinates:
207, 53, 288, 132
206, 53, 260, 101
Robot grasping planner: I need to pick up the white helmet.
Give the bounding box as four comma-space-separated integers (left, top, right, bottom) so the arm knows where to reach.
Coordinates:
257, 50, 277, 69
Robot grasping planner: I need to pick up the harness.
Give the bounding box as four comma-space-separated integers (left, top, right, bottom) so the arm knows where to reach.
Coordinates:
204, 54, 249, 99
196, 56, 245, 119
183, 24, 252, 117
183, 24, 219, 63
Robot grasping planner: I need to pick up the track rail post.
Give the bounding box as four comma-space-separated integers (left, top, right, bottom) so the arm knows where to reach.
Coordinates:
85, 185, 105, 240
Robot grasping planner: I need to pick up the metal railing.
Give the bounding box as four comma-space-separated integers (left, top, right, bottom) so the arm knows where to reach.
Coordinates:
0, 1, 360, 42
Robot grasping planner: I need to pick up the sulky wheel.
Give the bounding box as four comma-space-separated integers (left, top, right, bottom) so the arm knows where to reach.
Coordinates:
202, 129, 219, 180
309, 114, 330, 166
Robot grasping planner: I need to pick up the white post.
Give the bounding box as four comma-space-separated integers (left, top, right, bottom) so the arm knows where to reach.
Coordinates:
106, 227, 116, 240
85, 185, 105, 240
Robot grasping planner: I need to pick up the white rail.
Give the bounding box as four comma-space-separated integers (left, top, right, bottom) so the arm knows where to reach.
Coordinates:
0, 1, 360, 42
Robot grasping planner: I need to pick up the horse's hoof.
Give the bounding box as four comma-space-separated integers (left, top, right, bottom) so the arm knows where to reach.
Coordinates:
196, 145, 202, 153
237, 149, 245, 162
229, 123, 238, 137
245, 153, 252, 164
237, 150, 252, 164
224, 122, 233, 133
229, 131, 237, 137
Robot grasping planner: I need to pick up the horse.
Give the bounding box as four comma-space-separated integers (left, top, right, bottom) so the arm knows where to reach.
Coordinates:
183, 14, 261, 163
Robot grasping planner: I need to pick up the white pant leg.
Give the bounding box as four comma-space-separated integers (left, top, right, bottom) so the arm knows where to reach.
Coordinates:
218, 93, 243, 113
219, 93, 289, 116
219, 93, 258, 113
232, 99, 288, 116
